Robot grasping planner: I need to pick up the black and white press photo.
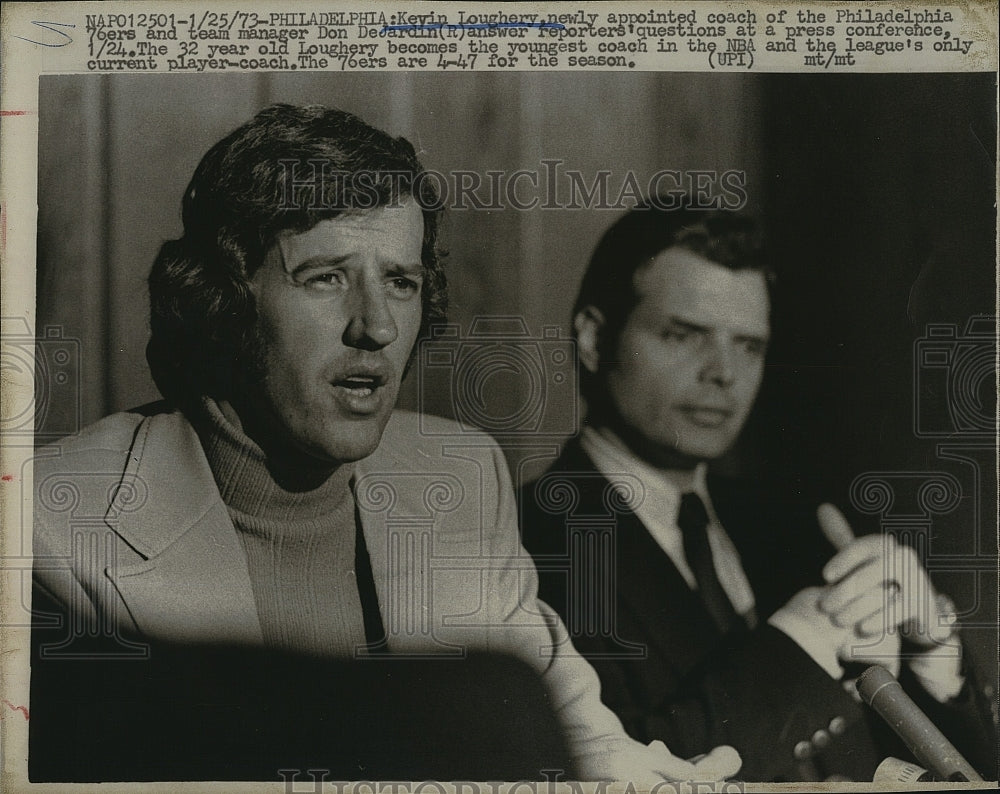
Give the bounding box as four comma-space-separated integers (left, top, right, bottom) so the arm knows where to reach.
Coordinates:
1, 2, 997, 790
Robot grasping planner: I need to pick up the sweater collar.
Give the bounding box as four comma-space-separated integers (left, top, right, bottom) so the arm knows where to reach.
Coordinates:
189, 396, 355, 521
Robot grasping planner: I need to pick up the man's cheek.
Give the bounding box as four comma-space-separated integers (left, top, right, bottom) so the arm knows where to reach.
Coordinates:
740, 374, 765, 407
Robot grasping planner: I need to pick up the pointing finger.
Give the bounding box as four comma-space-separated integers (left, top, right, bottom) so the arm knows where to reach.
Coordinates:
817, 503, 855, 551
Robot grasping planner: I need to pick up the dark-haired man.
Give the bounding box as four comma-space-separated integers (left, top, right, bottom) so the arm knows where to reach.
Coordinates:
519, 201, 993, 782
30, 105, 738, 783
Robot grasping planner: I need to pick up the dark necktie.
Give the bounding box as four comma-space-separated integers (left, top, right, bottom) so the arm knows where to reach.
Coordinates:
677, 492, 740, 635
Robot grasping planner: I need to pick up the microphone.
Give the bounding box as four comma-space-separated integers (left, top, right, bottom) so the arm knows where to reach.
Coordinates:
856, 665, 982, 782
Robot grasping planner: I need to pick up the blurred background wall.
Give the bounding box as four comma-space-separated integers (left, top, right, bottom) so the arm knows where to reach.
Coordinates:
35, 72, 996, 692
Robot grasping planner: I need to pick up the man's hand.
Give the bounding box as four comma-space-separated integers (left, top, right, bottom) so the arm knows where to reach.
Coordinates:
816, 504, 963, 700
606, 740, 741, 783
818, 506, 952, 647
648, 741, 742, 781
770, 505, 962, 699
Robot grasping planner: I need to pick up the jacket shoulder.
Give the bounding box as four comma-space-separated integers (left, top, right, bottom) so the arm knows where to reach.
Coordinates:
33, 403, 178, 477
517, 438, 610, 554
517, 437, 605, 508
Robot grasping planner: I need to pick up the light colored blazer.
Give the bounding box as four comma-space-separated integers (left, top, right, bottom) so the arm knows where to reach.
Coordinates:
32, 406, 653, 780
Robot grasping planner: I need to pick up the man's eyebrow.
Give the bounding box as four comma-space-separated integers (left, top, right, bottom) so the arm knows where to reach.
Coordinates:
734, 330, 770, 343
286, 254, 350, 274
385, 262, 424, 278
667, 315, 770, 342
665, 316, 711, 332
287, 256, 425, 279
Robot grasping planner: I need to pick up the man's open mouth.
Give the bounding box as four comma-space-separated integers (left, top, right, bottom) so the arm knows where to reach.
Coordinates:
333, 374, 386, 396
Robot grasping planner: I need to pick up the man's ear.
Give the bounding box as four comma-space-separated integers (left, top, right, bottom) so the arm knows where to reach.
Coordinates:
573, 306, 605, 375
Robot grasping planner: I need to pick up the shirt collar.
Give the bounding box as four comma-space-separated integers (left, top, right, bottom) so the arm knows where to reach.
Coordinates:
579, 425, 710, 522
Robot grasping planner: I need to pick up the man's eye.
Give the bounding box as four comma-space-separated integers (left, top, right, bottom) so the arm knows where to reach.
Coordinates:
662, 328, 696, 343
741, 339, 766, 356
386, 277, 420, 298
306, 271, 346, 288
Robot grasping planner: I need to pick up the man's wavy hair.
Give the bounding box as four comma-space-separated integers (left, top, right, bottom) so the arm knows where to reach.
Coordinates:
147, 103, 447, 406
574, 195, 772, 406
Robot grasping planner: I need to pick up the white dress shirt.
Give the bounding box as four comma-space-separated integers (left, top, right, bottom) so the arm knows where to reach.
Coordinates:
579, 426, 757, 624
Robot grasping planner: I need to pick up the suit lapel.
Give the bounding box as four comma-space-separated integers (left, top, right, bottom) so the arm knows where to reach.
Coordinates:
352, 432, 437, 653
103, 411, 263, 646
556, 440, 725, 672
611, 495, 727, 672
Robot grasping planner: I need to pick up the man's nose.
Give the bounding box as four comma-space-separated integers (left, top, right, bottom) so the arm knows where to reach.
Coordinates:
700, 340, 736, 387
343, 283, 399, 350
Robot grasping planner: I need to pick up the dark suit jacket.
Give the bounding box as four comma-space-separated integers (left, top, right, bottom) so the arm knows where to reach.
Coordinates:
518, 438, 995, 782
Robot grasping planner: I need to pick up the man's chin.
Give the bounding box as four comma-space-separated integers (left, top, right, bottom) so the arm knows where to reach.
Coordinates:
675, 436, 736, 462
645, 431, 737, 468
297, 421, 390, 466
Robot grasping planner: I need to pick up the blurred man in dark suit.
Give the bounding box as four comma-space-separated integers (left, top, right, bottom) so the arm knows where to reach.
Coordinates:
519, 198, 994, 781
